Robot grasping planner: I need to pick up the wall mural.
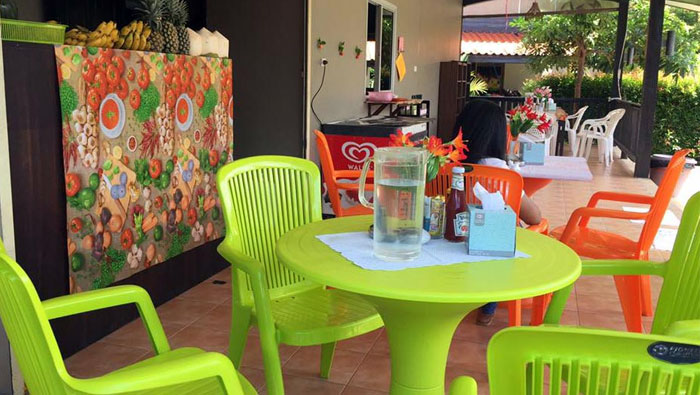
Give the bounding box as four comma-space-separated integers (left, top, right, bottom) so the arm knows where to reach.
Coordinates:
55, 45, 233, 293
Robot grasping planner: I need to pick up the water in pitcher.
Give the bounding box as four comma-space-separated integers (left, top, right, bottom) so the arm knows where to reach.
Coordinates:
359, 147, 428, 262
373, 177, 424, 261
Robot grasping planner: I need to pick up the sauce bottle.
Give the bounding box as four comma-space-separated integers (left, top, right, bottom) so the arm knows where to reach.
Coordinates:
444, 166, 466, 242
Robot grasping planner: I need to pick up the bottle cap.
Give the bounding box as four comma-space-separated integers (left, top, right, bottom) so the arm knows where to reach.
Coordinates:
451, 166, 465, 174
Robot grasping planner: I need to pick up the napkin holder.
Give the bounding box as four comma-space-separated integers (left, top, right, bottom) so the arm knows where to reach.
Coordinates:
464, 204, 516, 257
519, 132, 546, 165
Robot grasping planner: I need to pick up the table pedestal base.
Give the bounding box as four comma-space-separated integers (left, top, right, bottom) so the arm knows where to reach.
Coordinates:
366, 296, 481, 395
523, 178, 552, 196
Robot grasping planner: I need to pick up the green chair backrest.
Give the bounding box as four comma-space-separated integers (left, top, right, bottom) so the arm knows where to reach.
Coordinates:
652, 191, 700, 335
488, 326, 700, 394
216, 156, 323, 304
0, 240, 69, 394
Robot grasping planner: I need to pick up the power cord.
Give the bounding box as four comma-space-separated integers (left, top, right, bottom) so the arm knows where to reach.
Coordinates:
311, 60, 328, 125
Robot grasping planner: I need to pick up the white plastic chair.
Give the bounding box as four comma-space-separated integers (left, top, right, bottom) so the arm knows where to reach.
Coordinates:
564, 106, 588, 156
576, 108, 626, 166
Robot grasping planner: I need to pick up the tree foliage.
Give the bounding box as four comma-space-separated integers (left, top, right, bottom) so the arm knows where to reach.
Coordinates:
513, 1, 700, 86
511, 15, 600, 98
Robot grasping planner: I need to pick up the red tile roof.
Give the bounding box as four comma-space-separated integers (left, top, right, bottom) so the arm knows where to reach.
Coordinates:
461, 32, 527, 56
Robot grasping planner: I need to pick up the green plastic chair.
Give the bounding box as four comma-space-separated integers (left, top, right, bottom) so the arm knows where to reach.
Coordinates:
544, 191, 700, 337
450, 326, 700, 394
0, 239, 255, 394
216, 156, 383, 394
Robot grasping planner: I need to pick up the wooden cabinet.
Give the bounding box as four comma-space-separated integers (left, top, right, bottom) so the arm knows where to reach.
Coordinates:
437, 61, 469, 141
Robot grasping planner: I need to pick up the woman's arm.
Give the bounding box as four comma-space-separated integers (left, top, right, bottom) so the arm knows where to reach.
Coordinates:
519, 195, 542, 225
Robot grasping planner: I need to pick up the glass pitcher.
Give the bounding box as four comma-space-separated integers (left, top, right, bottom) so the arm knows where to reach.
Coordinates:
359, 147, 428, 261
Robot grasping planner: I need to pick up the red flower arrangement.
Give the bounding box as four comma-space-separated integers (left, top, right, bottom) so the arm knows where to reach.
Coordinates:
389, 130, 468, 182
507, 97, 552, 138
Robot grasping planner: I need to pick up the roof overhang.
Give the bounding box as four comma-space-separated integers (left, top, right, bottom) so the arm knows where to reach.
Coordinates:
464, 0, 700, 13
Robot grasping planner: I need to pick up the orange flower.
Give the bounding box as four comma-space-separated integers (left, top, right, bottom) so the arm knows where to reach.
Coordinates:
389, 130, 414, 147
450, 130, 468, 152
426, 136, 448, 157
447, 146, 467, 162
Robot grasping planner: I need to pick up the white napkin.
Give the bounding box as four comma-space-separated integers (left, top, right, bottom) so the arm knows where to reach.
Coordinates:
473, 182, 505, 211
316, 232, 529, 271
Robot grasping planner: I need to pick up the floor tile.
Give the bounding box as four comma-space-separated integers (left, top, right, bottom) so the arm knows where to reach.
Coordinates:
155, 297, 219, 326
283, 346, 365, 384
240, 334, 300, 368
579, 311, 630, 332
167, 324, 231, 352
447, 339, 488, 373
342, 385, 387, 395
179, 278, 232, 304
576, 292, 623, 315
99, 319, 184, 350
239, 366, 267, 391
348, 353, 392, 392
65, 341, 148, 378
260, 374, 345, 395
336, 329, 383, 353
189, 303, 233, 331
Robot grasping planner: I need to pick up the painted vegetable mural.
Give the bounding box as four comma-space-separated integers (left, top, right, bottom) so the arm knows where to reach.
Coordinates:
56, 45, 234, 293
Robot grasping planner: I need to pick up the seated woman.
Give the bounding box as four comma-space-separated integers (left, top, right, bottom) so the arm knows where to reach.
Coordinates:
452, 99, 542, 325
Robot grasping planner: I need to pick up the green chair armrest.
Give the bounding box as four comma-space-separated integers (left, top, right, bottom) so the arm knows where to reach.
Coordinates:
663, 320, 700, 340
581, 259, 667, 277
217, 239, 283, 394
449, 376, 478, 395
73, 351, 242, 394
42, 285, 169, 354
217, 239, 265, 277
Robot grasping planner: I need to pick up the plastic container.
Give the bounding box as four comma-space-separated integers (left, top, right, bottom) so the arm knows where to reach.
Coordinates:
367, 91, 394, 102
650, 153, 697, 197
1, 19, 66, 45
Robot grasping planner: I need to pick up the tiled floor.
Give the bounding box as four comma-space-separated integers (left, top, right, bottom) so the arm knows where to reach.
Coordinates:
65, 147, 693, 394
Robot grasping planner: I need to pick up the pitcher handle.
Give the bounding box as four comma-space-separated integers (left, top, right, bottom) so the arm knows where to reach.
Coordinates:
358, 157, 374, 209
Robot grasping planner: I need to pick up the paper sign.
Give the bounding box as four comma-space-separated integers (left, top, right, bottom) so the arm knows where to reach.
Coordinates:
396, 53, 406, 82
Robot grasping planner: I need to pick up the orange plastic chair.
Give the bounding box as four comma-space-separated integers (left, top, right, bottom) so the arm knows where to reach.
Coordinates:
426, 162, 550, 326
551, 149, 691, 333
314, 130, 374, 217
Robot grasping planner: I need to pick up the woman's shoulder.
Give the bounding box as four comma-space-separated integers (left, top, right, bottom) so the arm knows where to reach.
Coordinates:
477, 157, 508, 169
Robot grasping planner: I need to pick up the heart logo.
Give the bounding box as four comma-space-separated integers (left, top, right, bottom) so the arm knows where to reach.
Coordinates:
341, 141, 376, 164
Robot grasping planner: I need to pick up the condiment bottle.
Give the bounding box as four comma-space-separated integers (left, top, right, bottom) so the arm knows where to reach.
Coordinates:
444, 166, 466, 242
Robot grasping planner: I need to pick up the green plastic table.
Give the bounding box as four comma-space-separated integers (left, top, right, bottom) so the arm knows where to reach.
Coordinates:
276, 215, 581, 395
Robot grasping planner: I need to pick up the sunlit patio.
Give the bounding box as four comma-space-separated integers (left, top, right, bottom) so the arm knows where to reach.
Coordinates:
61, 146, 691, 394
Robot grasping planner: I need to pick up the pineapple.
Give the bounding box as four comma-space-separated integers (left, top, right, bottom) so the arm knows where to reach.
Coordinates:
168, 0, 190, 54
161, 21, 179, 54
150, 30, 165, 52
132, 0, 167, 52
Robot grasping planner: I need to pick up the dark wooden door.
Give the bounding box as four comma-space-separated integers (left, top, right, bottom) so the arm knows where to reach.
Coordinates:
207, 0, 307, 159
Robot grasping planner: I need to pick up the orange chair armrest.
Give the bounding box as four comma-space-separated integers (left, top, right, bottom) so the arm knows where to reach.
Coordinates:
560, 207, 649, 244
587, 191, 654, 208
334, 170, 374, 179
526, 218, 549, 235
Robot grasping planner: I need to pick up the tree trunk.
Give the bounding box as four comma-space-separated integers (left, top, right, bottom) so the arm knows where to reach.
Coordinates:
575, 43, 586, 100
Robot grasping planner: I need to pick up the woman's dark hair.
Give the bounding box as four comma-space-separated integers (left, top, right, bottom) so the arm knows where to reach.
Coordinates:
452, 99, 507, 164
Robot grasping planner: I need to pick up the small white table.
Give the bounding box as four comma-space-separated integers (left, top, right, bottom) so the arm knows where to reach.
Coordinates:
519, 156, 592, 195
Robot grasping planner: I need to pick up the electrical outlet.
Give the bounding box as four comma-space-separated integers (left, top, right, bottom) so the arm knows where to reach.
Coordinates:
321, 58, 328, 66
